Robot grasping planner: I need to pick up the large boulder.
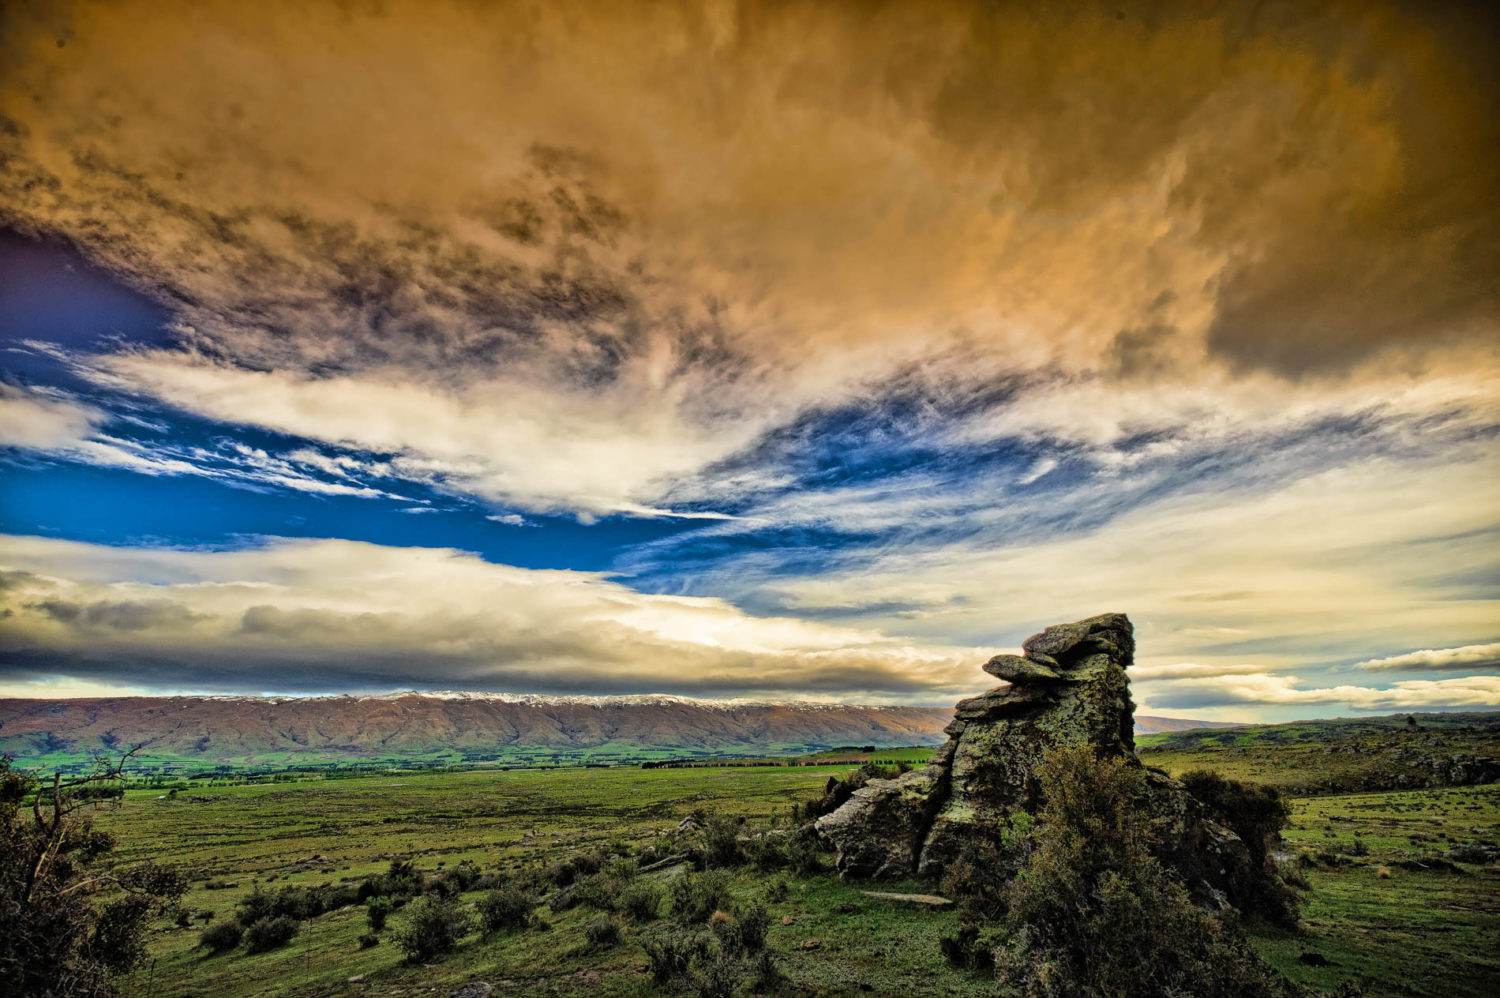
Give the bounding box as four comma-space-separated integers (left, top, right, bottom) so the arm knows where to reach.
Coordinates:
815, 613, 1282, 914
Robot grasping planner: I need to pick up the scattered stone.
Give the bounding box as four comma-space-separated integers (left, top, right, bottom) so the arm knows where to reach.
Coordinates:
800, 938, 822, 950
677, 817, 700, 833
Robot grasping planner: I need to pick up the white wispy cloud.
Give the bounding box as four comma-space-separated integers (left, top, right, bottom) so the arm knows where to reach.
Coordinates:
1134, 673, 1500, 711
1128, 663, 1271, 681
0, 383, 406, 498
1353, 643, 1500, 673
700, 444, 1500, 677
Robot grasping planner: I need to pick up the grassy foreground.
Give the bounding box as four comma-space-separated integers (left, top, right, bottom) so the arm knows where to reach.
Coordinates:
77, 756, 1499, 998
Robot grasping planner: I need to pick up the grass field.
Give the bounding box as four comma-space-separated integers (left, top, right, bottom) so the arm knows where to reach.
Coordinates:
75, 756, 1500, 998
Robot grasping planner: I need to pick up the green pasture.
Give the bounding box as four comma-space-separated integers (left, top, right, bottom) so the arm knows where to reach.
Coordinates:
66, 759, 1496, 998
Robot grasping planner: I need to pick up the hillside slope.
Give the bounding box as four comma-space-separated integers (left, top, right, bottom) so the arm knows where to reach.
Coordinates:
1139, 711, 1500, 794
0, 692, 1224, 771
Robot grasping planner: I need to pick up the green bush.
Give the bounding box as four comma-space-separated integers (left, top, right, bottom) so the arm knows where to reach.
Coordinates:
670, 870, 733, 925
243, 915, 299, 954
994, 745, 1295, 998
619, 880, 663, 922
391, 895, 471, 963
357, 859, 425, 902
691, 952, 741, 998
477, 885, 533, 935
703, 814, 745, 868
569, 873, 620, 911
1180, 769, 1299, 924
640, 924, 711, 983
714, 900, 769, 956
198, 920, 243, 954
366, 895, 394, 930
584, 914, 622, 948
549, 851, 601, 887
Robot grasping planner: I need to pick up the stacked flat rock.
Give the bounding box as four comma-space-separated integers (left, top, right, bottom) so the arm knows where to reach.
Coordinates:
814, 613, 1275, 911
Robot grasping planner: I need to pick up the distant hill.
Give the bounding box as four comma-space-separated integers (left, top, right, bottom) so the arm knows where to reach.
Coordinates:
0, 692, 1227, 772
1138, 711, 1500, 795
1133, 715, 1243, 735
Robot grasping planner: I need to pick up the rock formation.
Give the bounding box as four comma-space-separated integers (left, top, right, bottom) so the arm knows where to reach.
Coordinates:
816, 613, 1281, 913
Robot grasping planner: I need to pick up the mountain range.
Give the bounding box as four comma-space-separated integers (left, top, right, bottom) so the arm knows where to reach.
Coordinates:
0, 692, 1233, 771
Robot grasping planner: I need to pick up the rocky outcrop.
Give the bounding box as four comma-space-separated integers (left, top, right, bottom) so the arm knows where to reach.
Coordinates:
815, 613, 1279, 913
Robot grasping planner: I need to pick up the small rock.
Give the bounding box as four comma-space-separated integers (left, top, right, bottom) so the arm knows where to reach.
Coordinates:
449, 984, 493, 998
801, 938, 822, 950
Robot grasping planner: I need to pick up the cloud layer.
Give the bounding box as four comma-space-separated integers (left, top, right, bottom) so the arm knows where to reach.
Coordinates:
0, 535, 981, 701
0, 1, 1496, 714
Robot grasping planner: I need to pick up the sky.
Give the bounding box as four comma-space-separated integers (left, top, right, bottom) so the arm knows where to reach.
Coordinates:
0, 0, 1496, 721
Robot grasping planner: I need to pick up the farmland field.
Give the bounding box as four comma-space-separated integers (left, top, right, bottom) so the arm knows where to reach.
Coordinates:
80, 757, 1500, 998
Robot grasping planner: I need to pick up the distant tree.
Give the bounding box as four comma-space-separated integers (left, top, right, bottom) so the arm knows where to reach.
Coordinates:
1, 750, 187, 997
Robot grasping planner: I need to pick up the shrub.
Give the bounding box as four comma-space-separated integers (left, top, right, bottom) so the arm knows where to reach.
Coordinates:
585, 914, 622, 948
782, 833, 824, 876
235, 887, 279, 927
715, 900, 769, 956
358, 859, 425, 902
703, 814, 744, 868
358, 932, 380, 949
670, 870, 733, 925
243, 915, 299, 953
619, 880, 663, 922
994, 745, 1295, 998
322, 884, 360, 910
477, 885, 533, 935
747, 949, 784, 992
691, 952, 741, 998
366, 895, 394, 930
550, 851, 601, 887
641, 924, 711, 983
570, 873, 620, 911
391, 895, 471, 963
1180, 769, 1299, 924
199, 920, 243, 954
